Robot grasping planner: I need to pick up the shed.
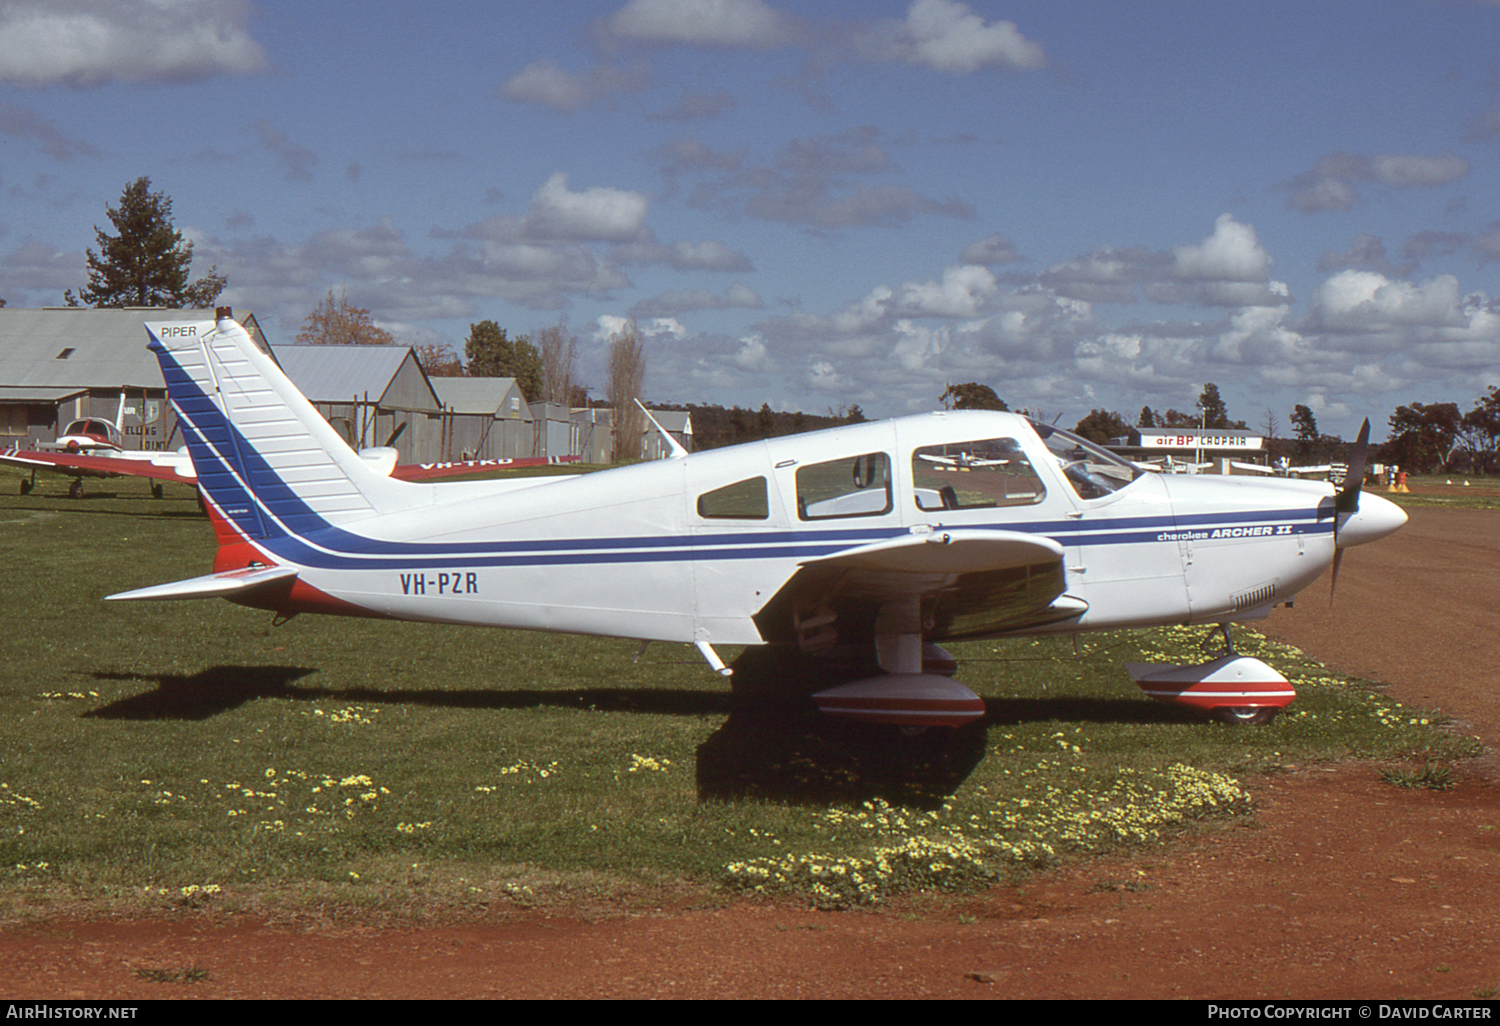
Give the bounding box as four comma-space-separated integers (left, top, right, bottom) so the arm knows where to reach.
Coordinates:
269, 343, 442, 463
0, 307, 265, 451
428, 377, 534, 459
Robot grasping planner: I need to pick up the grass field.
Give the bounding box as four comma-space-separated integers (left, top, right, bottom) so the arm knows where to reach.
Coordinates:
0, 467, 1480, 917
1388, 474, 1500, 510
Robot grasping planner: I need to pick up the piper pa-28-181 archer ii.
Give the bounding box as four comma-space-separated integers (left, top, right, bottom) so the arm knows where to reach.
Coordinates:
108, 310, 1407, 729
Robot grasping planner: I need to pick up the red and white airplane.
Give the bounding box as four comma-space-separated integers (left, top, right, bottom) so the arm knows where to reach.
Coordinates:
5, 428, 578, 499
3, 444, 196, 499
107, 311, 1406, 729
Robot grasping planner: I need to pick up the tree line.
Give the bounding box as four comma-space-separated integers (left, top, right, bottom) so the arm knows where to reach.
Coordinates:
1380, 389, 1500, 474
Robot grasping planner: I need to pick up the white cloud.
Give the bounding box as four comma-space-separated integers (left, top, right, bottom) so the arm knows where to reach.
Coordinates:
807, 359, 854, 392
525, 173, 649, 243
733, 334, 776, 372
894, 264, 998, 318
501, 60, 591, 114
959, 233, 1021, 266
831, 286, 893, 333
599, 0, 795, 48
500, 60, 650, 114
1282, 151, 1470, 213
1369, 153, 1470, 188
855, 0, 1046, 74
1173, 214, 1271, 283
0, 0, 266, 87
593, 315, 686, 342
1310, 271, 1467, 333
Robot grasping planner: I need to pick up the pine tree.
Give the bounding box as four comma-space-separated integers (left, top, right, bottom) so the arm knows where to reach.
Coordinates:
1196, 383, 1229, 430
66, 177, 226, 308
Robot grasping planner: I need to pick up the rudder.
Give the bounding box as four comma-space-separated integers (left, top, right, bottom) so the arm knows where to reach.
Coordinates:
146, 309, 409, 542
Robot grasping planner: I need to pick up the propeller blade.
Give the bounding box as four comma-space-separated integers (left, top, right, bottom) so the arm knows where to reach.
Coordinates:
1334, 419, 1370, 516
385, 422, 407, 447
1330, 418, 1371, 605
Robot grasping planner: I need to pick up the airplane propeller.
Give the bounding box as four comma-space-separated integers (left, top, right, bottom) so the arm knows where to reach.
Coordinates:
1328, 418, 1382, 602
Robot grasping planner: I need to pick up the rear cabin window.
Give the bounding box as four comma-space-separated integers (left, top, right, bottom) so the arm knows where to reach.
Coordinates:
797, 452, 892, 520
911, 438, 1046, 510
697, 476, 769, 520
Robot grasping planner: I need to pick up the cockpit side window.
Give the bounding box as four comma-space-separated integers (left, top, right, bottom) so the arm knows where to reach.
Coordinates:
912, 438, 1046, 511
697, 476, 769, 520
797, 452, 892, 520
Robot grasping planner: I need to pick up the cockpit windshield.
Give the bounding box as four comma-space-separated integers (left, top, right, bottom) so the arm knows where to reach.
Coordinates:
1027, 419, 1143, 500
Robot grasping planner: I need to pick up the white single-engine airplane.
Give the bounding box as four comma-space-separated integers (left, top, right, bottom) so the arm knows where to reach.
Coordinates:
108, 311, 1407, 729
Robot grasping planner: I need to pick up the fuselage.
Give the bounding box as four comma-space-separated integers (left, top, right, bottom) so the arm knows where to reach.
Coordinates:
45, 418, 123, 453
226, 410, 1362, 648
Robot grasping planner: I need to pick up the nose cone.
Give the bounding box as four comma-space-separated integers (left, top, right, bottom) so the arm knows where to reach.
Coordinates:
1335, 491, 1407, 549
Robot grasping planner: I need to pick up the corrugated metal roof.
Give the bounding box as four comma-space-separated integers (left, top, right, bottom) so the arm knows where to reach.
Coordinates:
430, 377, 525, 416
0, 307, 230, 389
270, 344, 414, 404
651, 410, 692, 435
0, 385, 89, 404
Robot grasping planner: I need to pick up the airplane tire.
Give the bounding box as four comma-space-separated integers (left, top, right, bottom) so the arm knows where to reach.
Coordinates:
151, 483, 164, 499
68, 480, 83, 500
1211, 706, 1280, 727
19, 479, 31, 495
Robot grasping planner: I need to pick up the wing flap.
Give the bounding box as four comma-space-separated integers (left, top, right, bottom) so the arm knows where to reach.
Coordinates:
755, 529, 1070, 645
798, 529, 1063, 575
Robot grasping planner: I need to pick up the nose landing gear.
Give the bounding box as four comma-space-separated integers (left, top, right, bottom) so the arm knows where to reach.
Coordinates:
1126, 623, 1294, 726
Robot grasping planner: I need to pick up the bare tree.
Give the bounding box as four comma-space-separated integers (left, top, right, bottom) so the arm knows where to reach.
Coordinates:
414, 341, 463, 376
607, 320, 646, 461
538, 321, 579, 406
298, 290, 396, 345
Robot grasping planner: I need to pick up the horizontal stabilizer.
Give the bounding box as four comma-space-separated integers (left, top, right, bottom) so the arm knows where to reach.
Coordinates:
106, 566, 299, 603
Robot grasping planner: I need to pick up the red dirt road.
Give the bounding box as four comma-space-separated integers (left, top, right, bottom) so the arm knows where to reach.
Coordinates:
3, 504, 1498, 1000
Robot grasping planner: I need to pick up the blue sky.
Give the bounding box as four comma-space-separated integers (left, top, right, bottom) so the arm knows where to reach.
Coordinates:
2, 0, 1498, 439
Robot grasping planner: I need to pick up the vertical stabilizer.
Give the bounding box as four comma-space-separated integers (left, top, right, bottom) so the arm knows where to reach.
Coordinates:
146, 311, 410, 541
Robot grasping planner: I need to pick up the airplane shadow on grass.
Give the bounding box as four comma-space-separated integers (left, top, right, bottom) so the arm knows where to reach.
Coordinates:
85, 665, 734, 721
87, 650, 1201, 809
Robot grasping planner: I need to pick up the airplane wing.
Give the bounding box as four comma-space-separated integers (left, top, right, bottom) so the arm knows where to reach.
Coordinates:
1, 446, 196, 484
753, 529, 1084, 646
